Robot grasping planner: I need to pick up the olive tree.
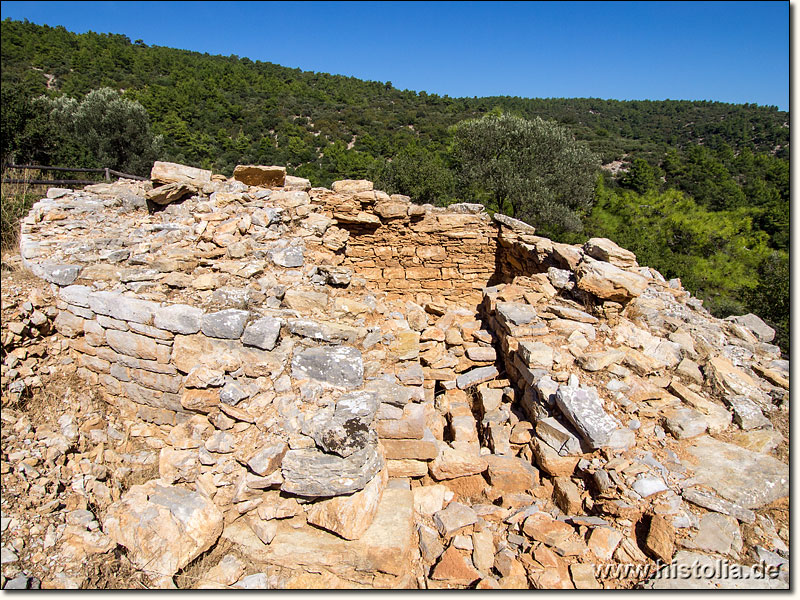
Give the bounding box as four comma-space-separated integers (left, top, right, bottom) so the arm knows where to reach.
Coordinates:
452, 113, 599, 235
42, 87, 162, 176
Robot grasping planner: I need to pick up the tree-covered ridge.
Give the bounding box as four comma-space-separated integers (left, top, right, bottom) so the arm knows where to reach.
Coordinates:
1, 19, 789, 180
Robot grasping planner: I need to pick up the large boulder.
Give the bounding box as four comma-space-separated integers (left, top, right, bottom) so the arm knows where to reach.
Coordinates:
583, 238, 638, 269
280, 444, 384, 497
151, 161, 212, 186
575, 258, 649, 302
306, 467, 388, 540
233, 165, 286, 187
685, 436, 788, 509
103, 481, 223, 579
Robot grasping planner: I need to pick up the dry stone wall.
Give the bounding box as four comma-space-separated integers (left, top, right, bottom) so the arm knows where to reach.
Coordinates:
11, 161, 789, 590
306, 183, 498, 304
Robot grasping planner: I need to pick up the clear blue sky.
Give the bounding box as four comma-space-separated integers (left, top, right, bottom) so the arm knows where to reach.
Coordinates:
0, 1, 789, 110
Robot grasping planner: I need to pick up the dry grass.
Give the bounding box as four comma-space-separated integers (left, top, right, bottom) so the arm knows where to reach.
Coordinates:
1, 167, 46, 253
174, 539, 237, 589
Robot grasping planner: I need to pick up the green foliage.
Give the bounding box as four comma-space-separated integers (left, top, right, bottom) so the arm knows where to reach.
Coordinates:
582, 180, 789, 354
1, 83, 58, 165
618, 158, 660, 194
452, 113, 600, 236
747, 251, 789, 354
374, 143, 455, 206
38, 88, 162, 175
1, 19, 789, 184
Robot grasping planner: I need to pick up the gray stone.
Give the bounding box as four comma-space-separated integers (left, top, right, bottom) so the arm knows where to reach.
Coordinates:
518, 341, 554, 369
465, 346, 497, 362
536, 417, 583, 456
280, 444, 384, 497
270, 245, 304, 268
554, 384, 621, 449
547, 267, 574, 290
103, 481, 223, 578
247, 442, 288, 477
47, 187, 72, 198
663, 407, 708, 439
681, 488, 755, 524
496, 302, 538, 326
632, 476, 669, 498
726, 395, 771, 430
456, 365, 498, 389
397, 363, 424, 385
291, 346, 364, 389
308, 391, 380, 457
493, 212, 535, 233
242, 316, 281, 350
154, 304, 204, 335
219, 381, 250, 406
685, 436, 788, 509
3, 575, 33, 590
447, 202, 485, 214
1, 547, 18, 564
88, 291, 157, 324
548, 304, 598, 323
59, 284, 92, 307
683, 512, 741, 557
234, 573, 269, 589
201, 309, 250, 339
418, 524, 445, 563
41, 263, 81, 286
725, 313, 776, 343
287, 319, 360, 343
433, 502, 478, 538
364, 378, 412, 407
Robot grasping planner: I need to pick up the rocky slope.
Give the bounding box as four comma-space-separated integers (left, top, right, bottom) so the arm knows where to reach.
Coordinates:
0, 162, 789, 589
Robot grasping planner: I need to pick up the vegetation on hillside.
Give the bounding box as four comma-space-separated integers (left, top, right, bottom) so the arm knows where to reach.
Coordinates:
0, 19, 789, 354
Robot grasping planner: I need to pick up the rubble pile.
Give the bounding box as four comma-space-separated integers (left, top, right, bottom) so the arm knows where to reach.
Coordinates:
0, 161, 788, 589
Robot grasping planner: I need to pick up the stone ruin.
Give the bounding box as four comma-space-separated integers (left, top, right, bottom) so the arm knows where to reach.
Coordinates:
10, 161, 789, 588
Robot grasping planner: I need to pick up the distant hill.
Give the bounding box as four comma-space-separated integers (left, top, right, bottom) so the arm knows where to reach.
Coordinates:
1, 18, 789, 183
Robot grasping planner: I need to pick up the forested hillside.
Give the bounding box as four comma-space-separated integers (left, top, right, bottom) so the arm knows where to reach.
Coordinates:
0, 19, 789, 353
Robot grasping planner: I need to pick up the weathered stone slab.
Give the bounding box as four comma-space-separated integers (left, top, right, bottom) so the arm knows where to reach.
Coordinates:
576, 258, 648, 302
41, 263, 82, 286
682, 488, 755, 524
280, 444, 383, 497
258, 488, 413, 580
725, 313, 776, 343
154, 304, 204, 335
307, 390, 379, 457
306, 467, 387, 540
233, 165, 286, 187
493, 213, 535, 234
643, 550, 787, 589
103, 481, 223, 578
725, 395, 770, 430
429, 445, 488, 480
88, 291, 157, 324
331, 180, 373, 194
583, 238, 638, 268
685, 436, 788, 509
433, 502, 478, 538
554, 384, 621, 449
291, 345, 364, 389
242, 316, 281, 350
151, 161, 212, 186
456, 366, 498, 389
201, 309, 250, 339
